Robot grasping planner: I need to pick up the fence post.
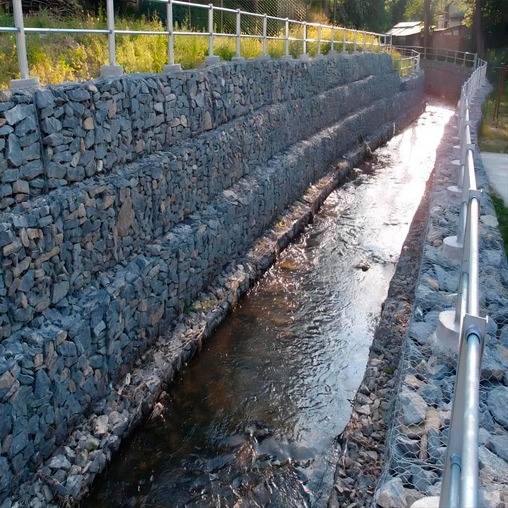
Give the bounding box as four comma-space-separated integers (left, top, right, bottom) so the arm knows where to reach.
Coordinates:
303, 22, 307, 57
362, 30, 366, 51
317, 24, 321, 55
343, 28, 346, 52
205, 4, 220, 65
164, 0, 182, 72
262, 13, 267, 57
100, 0, 123, 77
285, 18, 290, 58
235, 9, 242, 59
10, 0, 39, 90
331, 26, 335, 53
354, 30, 357, 51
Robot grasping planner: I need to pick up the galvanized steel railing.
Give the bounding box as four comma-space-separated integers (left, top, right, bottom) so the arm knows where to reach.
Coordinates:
1, 0, 394, 90
439, 56, 488, 508
396, 45, 478, 68
393, 47, 421, 77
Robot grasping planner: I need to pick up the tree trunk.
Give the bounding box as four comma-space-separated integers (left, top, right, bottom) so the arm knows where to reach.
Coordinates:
423, 0, 431, 54
474, 0, 485, 55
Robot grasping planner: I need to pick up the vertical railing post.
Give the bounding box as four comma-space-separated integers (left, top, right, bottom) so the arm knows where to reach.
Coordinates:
262, 13, 267, 57
353, 30, 357, 51
10, 0, 40, 89
317, 24, 322, 55
362, 30, 366, 51
331, 26, 335, 52
285, 18, 289, 57
167, 0, 175, 65
342, 28, 346, 52
106, 0, 116, 67
204, 3, 220, 65
100, 0, 123, 77
208, 4, 214, 58
12, 0, 29, 80
163, 0, 181, 71
303, 22, 307, 56
236, 9, 241, 58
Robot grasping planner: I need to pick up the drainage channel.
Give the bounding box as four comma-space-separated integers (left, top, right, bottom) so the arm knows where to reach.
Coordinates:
83, 100, 454, 507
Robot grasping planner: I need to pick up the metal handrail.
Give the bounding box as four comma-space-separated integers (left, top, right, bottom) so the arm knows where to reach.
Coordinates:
1, 0, 395, 89
394, 48, 420, 77
395, 45, 477, 67
439, 57, 488, 508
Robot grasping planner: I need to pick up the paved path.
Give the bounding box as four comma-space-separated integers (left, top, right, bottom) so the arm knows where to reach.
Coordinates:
481, 151, 508, 206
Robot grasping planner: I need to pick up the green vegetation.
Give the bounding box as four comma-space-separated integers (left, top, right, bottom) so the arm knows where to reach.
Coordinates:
478, 47, 508, 256
491, 194, 508, 255
0, 10, 385, 89
479, 47, 508, 154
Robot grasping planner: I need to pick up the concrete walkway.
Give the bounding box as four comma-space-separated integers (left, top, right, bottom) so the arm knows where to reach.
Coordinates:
481, 151, 508, 206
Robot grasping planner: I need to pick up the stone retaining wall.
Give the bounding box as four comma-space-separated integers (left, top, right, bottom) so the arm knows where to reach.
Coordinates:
0, 52, 425, 502
420, 60, 472, 101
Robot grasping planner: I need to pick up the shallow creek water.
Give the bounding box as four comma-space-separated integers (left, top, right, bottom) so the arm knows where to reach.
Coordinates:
84, 101, 454, 507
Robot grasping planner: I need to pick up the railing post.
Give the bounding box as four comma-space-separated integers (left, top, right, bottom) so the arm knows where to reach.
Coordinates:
331, 26, 335, 52
354, 30, 357, 51
236, 9, 241, 58
285, 17, 290, 57
362, 30, 366, 51
10, 0, 39, 90
262, 13, 267, 57
100, 0, 123, 77
164, 0, 182, 72
205, 4, 220, 65
317, 24, 322, 55
343, 28, 346, 52
303, 22, 307, 56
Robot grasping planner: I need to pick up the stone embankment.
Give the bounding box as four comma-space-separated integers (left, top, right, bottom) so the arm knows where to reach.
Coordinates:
0, 52, 425, 505
328, 83, 508, 507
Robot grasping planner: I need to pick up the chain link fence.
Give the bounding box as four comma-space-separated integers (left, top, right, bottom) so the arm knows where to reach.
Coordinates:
168, 0, 306, 34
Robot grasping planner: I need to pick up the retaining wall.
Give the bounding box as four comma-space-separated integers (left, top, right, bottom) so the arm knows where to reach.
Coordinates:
0, 51, 425, 501
420, 60, 472, 101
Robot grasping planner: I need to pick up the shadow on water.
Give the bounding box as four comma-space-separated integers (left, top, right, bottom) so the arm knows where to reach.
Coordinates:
83, 101, 454, 507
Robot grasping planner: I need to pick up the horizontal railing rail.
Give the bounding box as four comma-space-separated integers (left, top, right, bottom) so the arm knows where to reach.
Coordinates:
393, 47, 420, 77
438, 56, 488, 508
396, 45, 477, 68
1, 0, 395, 90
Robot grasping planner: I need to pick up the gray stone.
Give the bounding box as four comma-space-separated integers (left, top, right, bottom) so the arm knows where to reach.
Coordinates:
6, 135, 23, 167
52, 281, 70, 304
479, 446, 508, 484
400, 389, 428, 425
488, 386, 508, 430
48, 454, 71, 471
41, 117, 62, 134
34, 369, 51, 399
35, 90, 55, 109
486, 433, 508, 462
375, 477, 411, 508
3, 104, 33, 125
65, 474, 84, 499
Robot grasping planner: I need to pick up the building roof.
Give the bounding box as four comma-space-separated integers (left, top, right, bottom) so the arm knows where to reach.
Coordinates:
386, 21, 424, 37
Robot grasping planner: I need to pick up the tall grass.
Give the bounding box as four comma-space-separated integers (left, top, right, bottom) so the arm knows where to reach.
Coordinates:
0, 10, 389, 89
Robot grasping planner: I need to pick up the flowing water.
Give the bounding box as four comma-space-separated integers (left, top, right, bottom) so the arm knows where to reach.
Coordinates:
84, 101, 454, 507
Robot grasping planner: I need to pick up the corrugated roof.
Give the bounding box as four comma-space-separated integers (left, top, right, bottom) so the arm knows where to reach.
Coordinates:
386, 21, 423, 37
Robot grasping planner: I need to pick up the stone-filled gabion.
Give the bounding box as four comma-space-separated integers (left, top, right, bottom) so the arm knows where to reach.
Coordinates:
0, 52, 425, 502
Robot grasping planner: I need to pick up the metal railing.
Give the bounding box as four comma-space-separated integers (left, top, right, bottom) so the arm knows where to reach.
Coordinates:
393, 48, 420, 77
439, 56, 488, 508
395, 45, 478, 68
1, 0, 393, 89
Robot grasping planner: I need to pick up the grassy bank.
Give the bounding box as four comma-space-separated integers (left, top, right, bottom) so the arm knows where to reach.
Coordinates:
479, 47, 508, 256
0, 10, 386, 89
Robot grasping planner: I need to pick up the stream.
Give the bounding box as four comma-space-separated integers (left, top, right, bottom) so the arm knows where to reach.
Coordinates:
83, 100, 454, 507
